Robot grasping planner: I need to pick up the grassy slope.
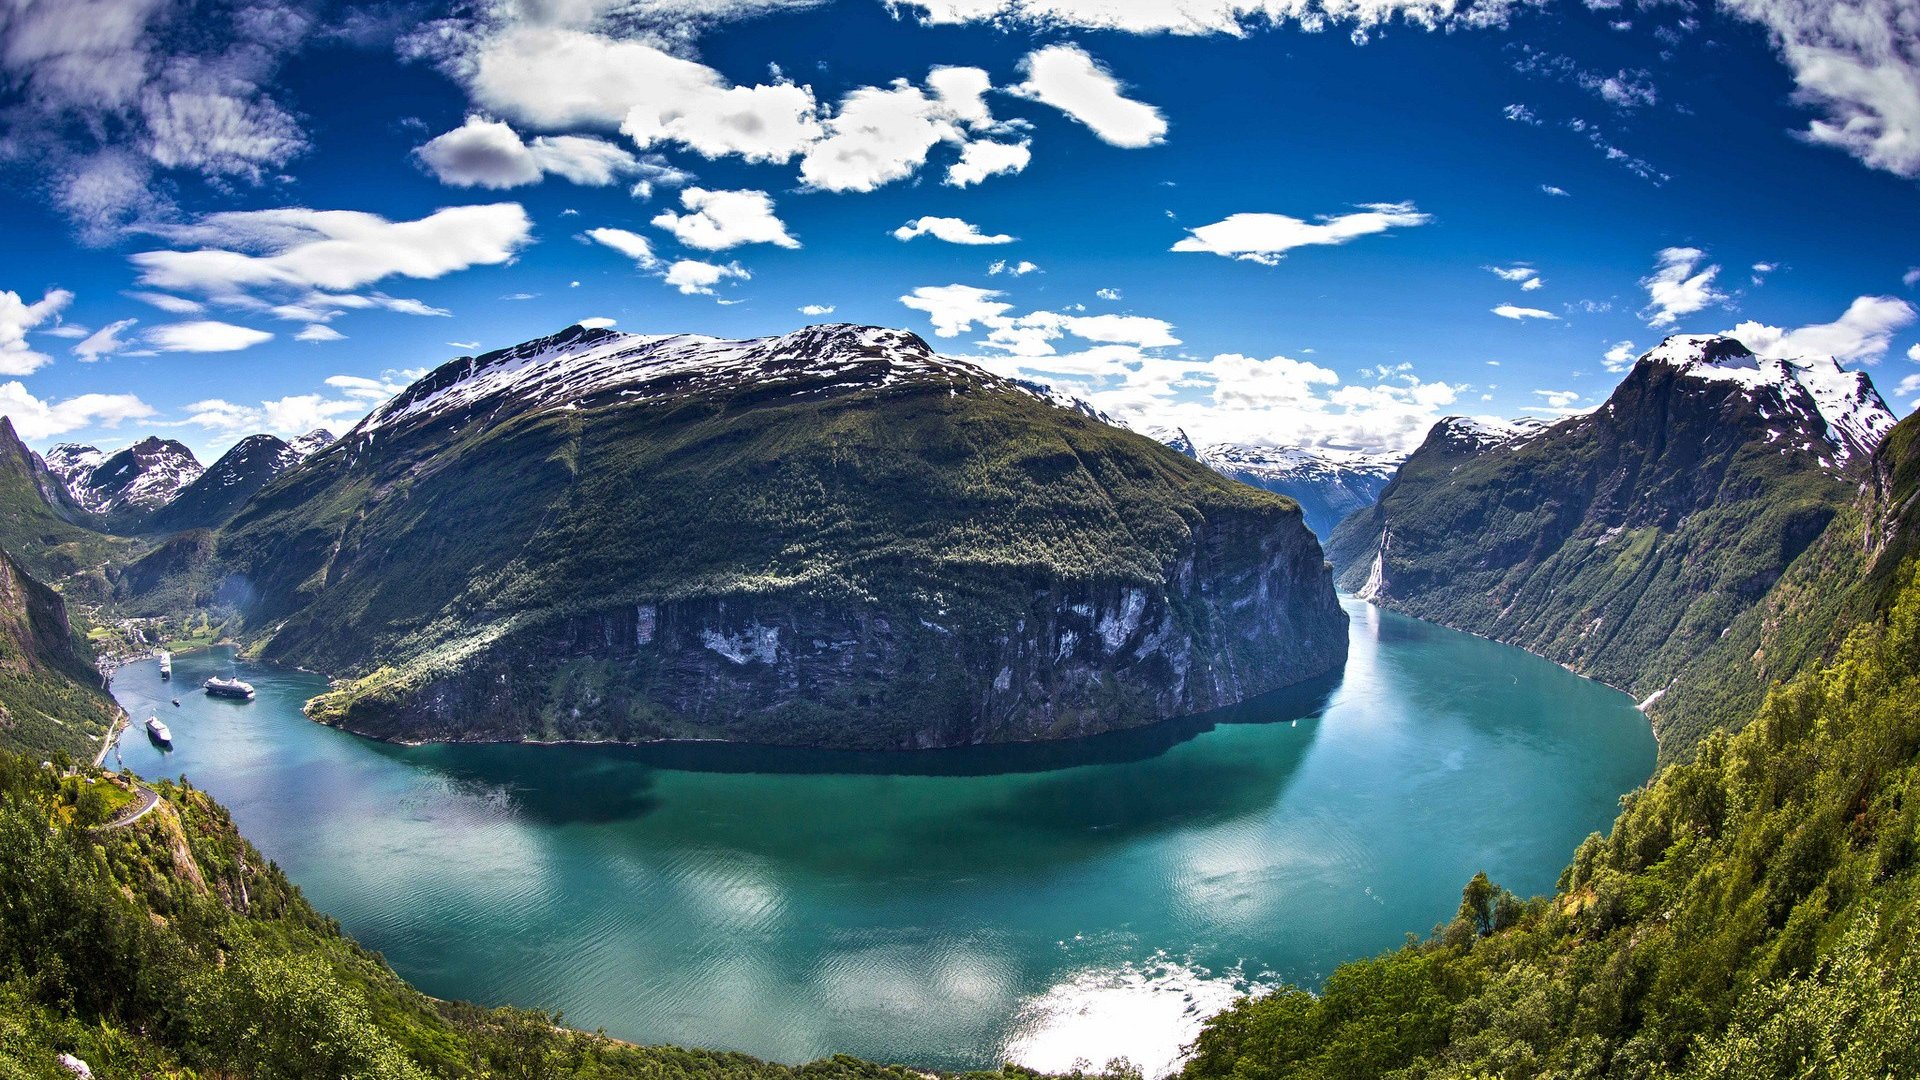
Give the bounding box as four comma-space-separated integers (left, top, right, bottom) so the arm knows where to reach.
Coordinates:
1326, 367, 1856, 760
0, 753, 1130, 1080
1181, 412, 1920, 1080
0, 548, 122, 762
169, 367, 1303, 717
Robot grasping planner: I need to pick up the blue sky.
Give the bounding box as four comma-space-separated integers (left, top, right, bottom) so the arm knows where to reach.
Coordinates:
2, 0, 1918, 461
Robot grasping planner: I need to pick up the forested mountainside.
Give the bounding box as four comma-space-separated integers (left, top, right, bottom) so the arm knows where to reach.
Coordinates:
0, 751, 1117, 1080
0, 547, 121, 761
1180, 404, 1920, 1080
143, 430, 332, 534
112, 323, 1346, 750
0, 419, 134, 586
1324, 336, 1893, 756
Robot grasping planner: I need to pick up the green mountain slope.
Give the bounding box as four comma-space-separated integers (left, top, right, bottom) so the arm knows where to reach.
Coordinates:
0, 751, 1103, 1080
120, 323, 1346, 749
0, 419, 133, 586
0, 547, 122, 761
1181, 407, 1920, 1080
1325, 336, 1890, 758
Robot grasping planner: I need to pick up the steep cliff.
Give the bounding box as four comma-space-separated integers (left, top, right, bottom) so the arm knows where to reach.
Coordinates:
134, 323, 1347, 748
0, 546, 121, 759
1325, 336, 1892, 755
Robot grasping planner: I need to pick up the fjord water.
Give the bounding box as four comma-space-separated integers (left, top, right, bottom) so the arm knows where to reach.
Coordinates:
111, 599, 1652, 1075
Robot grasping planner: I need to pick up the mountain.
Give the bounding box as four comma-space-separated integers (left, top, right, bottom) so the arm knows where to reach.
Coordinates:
1153, 428, 1401, 538
1324, 335, 1895, 756
146, 429, 334, 533
0, 545, 121, 760
46, 436, 203, 521
0, 418, 133, 583
1180, 404, 1920, 1080
124, 323, 1346, 749
0, 747, 1025, 1080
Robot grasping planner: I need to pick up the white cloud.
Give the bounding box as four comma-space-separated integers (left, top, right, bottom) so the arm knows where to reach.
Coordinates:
663, 259, 749, 296
1540, 184, 1571, 196
1012, 45, 1166, 148
126, 290, 203, 314
132, 204, 534, 295
1492, 304, 1559, 320
797, 70, 1006, 193
0, 288, 75, 375
651, 188, 798, 250
1604, 339, 1639, 372
577, 317, 616, 329
990, 260, 1041, 276
1172, 202, 1430, 266
1909, 343, 1920, 361
295, 324, 345, 343
1723, 295, 1917, 363
1485, 264, 1543, 288
948, 139, 1032, 186
894, 0, 1517, 37
983, 311, 1180, 356
898, 284, 1013, 337
145, 320, 273, 353
262, 394, 367, 434
1640, 246, 1726, 327
1904, 267, 1920, 288
74, 318, 139, 362
799, 304, 836, 316
893, 216, 1015, 245
1204, 353, 1340, 407
1096, 287, 1121, 300
1722, 0, 1920, 177
41, 325, 88, 339
1898, 371, 1920, 407
416, 115, 642, 189
0, 381, 153, 439
585, 227, 660, 268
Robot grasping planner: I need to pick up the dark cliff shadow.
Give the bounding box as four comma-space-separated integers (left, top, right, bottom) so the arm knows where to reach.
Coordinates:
362, 670, 1344, 828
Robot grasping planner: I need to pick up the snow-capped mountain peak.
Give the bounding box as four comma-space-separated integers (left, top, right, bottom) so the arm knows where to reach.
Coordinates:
1431, 415, 1550, 451
1638, 334, 1895, 463
362, 323, 1084, 437
47, 436, 202, 514
288, 429, 336, 458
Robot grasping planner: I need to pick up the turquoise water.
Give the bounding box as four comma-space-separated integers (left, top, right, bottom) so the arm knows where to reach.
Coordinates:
110, 599, 1653, 1075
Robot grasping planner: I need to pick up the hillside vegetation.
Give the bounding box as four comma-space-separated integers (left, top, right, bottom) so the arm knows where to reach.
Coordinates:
1181, 410, 1920, 1079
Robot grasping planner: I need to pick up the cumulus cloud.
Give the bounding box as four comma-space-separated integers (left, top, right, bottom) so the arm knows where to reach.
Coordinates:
145, 320, 273, 353
1724, 295, 1917, 362
0, 381, 154, 439
1722, 0, 1920, 178
74, 318, 140, 362
799, 304, 835, 315
893, 216, 1015, 245
898, 284, 1014, 337
416, 116, 642, 188
990, 260, 1041, 276
1012, 45, 1166, 148
1172, 202, 1430, 265
1541, 184, 1571, 196
663, 259, 749, 296
651, 188, 798, 250
0, 288, 75, 376
1604, 340, 1639, 372
1640, 247, 1726, 327
131, 205, 535, 297
948, 139, 1032, 186
585, 227, 661, 267
1492, 304, 1559, 320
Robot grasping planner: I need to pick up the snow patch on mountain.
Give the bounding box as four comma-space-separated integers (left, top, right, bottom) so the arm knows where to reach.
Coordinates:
1431, 416, 1550, 451
47, 437, 202, 514
1640, 334, 1894, 463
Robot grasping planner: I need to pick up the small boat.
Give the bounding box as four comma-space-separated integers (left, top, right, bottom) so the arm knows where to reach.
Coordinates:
158, 651, 172, 679
145, 716, 172, 744
204, 676, 256, 700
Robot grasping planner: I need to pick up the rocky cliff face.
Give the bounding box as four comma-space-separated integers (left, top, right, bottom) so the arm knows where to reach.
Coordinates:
143, 323, 1346, 749
0, 545, 122, 759
1324, 335, 1895, 756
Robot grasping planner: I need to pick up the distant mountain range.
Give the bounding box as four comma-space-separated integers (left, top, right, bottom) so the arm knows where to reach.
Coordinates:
1326, 333, 1897, 756
98, 323, 1346, 750
1149, 427, 1402, 537
37, 429, 333, 534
